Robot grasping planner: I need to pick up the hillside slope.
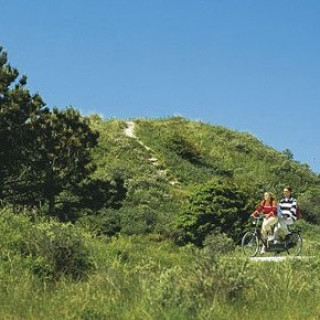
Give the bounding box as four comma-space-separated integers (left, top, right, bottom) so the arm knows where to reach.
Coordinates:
86, 115, 320, 235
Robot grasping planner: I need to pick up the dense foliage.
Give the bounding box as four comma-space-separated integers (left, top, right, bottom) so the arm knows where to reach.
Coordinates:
175, 178, 249, 246
0, 208, 93, 281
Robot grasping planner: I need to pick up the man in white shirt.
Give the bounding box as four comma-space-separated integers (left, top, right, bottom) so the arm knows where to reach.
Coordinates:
275, 186, 297, 239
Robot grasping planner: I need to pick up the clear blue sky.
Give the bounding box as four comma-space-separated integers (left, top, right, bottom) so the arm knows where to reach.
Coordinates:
2, 0, 320, 173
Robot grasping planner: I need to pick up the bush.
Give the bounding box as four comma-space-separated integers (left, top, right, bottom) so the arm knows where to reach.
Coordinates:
175, 178, 249, 246
203, 232, 235, 256
164, 133, 203, 165
0, 208, 93, 281
25, 222, 94, 281
298, 188, 320, 225
146, 251, 254, 313
77, 208, 121, 237
192, 254, 255, 301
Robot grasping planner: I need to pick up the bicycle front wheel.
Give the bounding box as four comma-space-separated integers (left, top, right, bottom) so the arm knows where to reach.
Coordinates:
285, 232, 302, 256
242, 232, 259, 257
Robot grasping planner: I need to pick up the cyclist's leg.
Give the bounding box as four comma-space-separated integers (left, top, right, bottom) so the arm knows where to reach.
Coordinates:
275, 218, 292, 240
261, 216, 278, 239
261, 218, 268, 240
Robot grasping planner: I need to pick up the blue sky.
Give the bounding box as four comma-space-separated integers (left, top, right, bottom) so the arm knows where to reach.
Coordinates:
2, 0, 320, 173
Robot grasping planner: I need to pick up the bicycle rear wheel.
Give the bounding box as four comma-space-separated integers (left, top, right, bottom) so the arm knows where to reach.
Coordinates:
242, 232, 259, 257
285, 232, 302, 256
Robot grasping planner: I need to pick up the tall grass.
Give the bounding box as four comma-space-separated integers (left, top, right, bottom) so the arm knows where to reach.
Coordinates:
1, 225, 320, 320
1, 207, 320, 319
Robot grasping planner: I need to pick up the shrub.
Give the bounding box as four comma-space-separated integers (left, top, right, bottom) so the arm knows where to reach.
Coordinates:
77, 208, 121, 237
164, 133, 203, 165
203, 232, 235, 256
0, 208, 93, 281
298, 187, 320, 225
194, 256, 255, 301
25, 222, 94, 281
175, 178, 249, 246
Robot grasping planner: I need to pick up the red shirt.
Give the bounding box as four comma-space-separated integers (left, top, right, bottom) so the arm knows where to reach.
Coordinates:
254, 200, 277, 217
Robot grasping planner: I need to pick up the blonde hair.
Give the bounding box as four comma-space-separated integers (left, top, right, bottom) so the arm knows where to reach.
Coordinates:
264, 192, 275, 202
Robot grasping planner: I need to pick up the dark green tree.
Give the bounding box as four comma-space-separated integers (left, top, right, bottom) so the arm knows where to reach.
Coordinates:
0, 46, 46, 203
28, 106, 99, 217
175, 178, 249, 246
282, 148, 294, 160
0, 47, 124, 220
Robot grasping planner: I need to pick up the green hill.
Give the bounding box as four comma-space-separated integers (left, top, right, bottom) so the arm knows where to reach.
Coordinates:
84, 115, 320, 238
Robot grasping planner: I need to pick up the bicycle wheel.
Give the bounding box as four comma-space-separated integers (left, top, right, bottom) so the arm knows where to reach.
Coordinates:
242, 232, 259, 257
285, 232, 302, 256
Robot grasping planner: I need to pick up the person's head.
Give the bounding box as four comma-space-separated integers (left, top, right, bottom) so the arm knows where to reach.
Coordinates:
264, 192, 274, 202
283, 186, 292, 198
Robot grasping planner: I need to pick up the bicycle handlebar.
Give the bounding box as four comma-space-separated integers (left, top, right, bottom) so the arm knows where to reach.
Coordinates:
251, 213, 264, 219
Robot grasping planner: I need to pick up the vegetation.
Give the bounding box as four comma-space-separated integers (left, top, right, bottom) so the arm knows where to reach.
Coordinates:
1, 46, 320, 319
174, 178, 249, 246
87, 116, 320, 240
1, 207, 320, 320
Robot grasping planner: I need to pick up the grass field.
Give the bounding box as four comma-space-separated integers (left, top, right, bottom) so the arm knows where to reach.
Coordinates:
1, 227, 320, 320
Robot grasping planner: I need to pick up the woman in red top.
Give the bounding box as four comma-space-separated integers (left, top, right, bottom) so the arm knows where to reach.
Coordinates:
251, 192, 278, 254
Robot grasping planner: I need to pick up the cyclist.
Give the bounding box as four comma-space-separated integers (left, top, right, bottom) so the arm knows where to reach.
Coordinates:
275, 186, 297, 240
251, 192, 278, 254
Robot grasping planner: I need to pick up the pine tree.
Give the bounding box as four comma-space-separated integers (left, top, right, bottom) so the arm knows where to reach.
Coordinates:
0, 46, 46, 204
0, 47, 102, 218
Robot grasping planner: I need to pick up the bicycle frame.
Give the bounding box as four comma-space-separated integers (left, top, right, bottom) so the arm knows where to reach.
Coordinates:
242, 214, 302, 257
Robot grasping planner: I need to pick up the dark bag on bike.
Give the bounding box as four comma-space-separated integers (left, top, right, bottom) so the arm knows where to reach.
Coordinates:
295, 203, 301, 219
